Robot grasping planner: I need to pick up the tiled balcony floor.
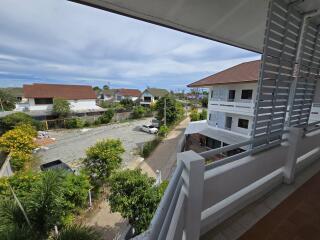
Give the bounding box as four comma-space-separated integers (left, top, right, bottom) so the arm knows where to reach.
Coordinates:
239, 168, 320, 240
201, 157, 320, 240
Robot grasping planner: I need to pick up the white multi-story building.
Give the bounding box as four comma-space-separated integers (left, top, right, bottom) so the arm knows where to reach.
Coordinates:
186, 60, 320, 152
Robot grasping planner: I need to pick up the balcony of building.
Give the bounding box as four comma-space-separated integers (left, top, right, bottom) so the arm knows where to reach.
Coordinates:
208, 99, 255, 116
72, 0, 320, 239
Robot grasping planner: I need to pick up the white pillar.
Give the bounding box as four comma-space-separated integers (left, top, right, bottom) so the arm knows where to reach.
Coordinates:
180, 151, 205, 240
283, 127, 304, 184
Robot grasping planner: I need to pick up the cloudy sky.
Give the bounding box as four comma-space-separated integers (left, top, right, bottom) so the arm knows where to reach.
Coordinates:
0, 0, 260, 91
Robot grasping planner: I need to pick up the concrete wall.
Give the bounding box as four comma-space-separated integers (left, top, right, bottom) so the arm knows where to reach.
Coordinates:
24, 98, 98, 111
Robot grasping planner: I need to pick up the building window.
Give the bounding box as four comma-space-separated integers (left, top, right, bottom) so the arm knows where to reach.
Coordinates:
209, 113, 211, 120
228, 90, 235, 101
210, 90, 214, 99
225, 116, 232, 130
34, 98, 53, 105
241, 89, 253, 100
238, 119, 249, 129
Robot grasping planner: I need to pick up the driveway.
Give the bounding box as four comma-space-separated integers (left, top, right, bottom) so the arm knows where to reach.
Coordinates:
37, 118, 155, 167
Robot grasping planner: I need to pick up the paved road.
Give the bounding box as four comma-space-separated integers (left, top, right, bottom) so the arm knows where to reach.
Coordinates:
37, 118, 155, 166
129, 117, 190, 179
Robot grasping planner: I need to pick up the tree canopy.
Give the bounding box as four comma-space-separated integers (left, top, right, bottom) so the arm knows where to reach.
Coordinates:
83, 139, 125, 190
109, 169, 167, 234
52, 99, 70, 118
156, 95, 184, 125
0, 89, 17, 111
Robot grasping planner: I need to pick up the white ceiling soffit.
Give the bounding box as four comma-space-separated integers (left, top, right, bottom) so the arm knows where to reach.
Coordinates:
70, 0, 320, 53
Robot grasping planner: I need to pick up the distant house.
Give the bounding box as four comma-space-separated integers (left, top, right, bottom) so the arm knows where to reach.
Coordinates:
98, 89, 117, 102
139, 88, 169, 106
114, 89, 141, 102
16, 83, 103, 115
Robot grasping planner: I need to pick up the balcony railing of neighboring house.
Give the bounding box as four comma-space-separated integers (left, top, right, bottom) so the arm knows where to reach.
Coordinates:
136, 123, 320, 240
209, 98, 254, 116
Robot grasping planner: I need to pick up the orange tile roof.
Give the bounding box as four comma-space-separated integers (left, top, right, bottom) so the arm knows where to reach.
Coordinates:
188, 60, 261, 87
116, 88, 141, 97
23, 83, 97, 100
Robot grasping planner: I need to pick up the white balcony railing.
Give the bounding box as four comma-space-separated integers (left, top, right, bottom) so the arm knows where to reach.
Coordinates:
209, 99, 254, 116
138, 124, 320, 240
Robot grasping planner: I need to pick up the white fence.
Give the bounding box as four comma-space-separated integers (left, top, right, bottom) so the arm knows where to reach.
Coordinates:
143, 124, 320, 239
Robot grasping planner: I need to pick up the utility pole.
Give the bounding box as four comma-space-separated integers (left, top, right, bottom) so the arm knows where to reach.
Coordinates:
164, 98, 167, 126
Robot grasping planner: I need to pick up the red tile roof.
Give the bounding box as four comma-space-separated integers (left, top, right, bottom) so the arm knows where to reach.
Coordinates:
23, 83, 97, 100
188, 60, 261, 87
116, 88, 141, 97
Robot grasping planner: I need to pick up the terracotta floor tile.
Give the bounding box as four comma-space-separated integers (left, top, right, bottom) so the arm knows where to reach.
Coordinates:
239, 170, 320, 240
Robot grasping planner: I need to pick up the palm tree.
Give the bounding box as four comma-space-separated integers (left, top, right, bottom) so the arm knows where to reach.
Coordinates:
53, 224, 102, 240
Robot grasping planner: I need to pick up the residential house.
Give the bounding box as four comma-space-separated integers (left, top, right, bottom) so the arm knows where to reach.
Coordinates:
185, 60, 320, 153
114, 88, 141, 102
97, 89, 117, 102
139, 88, 169, 106
16, 83, 103, 115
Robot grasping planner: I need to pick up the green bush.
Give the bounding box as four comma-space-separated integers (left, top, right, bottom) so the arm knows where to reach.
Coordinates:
0, 112, 42, 134
199, 109, 207, 120
9, 151, 32, 172
132, 106, 146, 119
141, 137, 161, 158
0, 170, 92, 238
65, 118, 85, 129
0, 124, 37, 154
53, 98, 70, 118
98, 109, 114, 124
109, 169, 168, 234
190, 109, 200, 121
120, 99, 134, 110
83, 139, 125, 190
158, 125, 169, 137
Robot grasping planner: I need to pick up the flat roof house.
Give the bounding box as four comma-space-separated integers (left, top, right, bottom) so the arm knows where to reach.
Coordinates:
139, 88, 169, 106
16, 83, 103, 115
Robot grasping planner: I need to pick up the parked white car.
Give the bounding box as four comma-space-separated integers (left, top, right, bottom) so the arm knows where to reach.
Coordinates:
140, 125, 158, 134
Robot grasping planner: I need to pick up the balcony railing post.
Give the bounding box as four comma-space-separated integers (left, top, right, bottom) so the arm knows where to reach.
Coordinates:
180, 151, 205, 240
283, 127, 304, 184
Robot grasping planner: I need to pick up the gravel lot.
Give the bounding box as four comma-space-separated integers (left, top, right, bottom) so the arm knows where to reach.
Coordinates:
37, 118, 155, 166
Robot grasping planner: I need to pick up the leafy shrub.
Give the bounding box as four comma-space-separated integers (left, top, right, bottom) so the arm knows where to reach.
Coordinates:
98, 109, 114, 124
60, 172, 91, 210
65, 118, 85, 129
199, 109, 207, 120
53, 98, 70, 118
141, 137, 161, 158
0, 112, 42, 133
120, 99, 134, 110
93, 119, 101, 126
109, 169, 168, 234
132, 106, 145, 119
0, 124, 37, 154
190, 109, 200, 121
53, 224, 102, 240
83, 139, 125, 190
0, 170, 93, 238
158, 125, 169, 137
10, 151, 32, 172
